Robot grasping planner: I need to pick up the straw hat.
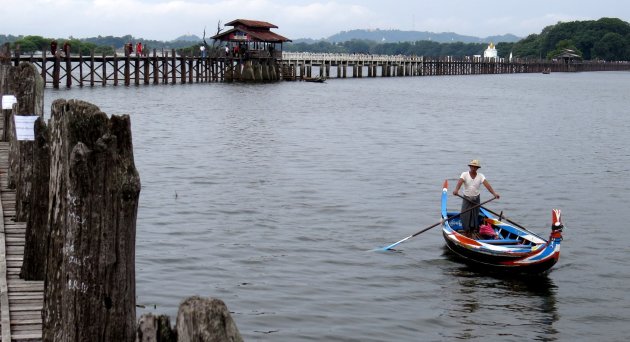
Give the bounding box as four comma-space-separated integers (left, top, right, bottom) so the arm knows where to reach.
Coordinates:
468, 159, 481, 168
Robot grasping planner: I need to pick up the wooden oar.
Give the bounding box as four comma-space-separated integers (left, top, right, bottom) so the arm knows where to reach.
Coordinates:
381, 196, 497, 251
455, 194, 533, 233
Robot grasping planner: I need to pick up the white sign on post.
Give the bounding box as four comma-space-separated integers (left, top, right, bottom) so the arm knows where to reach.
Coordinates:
2, 95, 17, 110
14, 115, 39, 141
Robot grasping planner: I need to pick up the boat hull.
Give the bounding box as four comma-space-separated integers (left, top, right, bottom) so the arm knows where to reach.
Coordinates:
443, 232, 560, 274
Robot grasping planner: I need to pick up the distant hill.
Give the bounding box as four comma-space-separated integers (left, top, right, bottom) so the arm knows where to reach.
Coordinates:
173, 34, 202, 42
295, 29, 520, 44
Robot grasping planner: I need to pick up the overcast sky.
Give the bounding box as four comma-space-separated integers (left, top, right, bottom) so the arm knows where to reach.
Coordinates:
2, 0, 629, 41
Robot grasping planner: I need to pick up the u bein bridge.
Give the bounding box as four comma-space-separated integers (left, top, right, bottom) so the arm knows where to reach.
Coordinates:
6, 49, 629, 88
7, 50, 629, 88
3, 17, 630, 88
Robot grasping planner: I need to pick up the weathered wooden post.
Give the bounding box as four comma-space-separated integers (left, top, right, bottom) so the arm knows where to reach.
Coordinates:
241, 61, 253, 81
176, 296, 243, 342
188, 55, 193, 83
41, 49, 47, 84
144, 55, 150, 84
152, 49, 159, 84
42, 99, 141, 342
171, 49, 177, 84
53, 52, 61, 88
0, 46, 11, 142
13, 45, 21, 67
124, 53, 131, 86
180, 53, 186, 84
163, 50, 169, 84
134, 54, 140, 85
136, 314, 176, 342
195, 54, 200, 83
20, 117, 49, 280
254, 62, 262, 81
6, 63, 44, 222
65, 51, 72, 88
270, 60, 278, 81
114, 53, 119, 86
102, 52, 107, 86
79, 53, 85, 87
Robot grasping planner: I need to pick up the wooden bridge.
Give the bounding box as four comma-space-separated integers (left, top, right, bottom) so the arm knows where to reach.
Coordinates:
9, 49, 282, 88
281, 52, 630, 79
0, 137, 43, 341
8, 49, 630, 88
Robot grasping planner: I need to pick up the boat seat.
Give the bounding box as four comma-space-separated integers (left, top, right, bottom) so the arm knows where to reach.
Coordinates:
477, 239, 523, 245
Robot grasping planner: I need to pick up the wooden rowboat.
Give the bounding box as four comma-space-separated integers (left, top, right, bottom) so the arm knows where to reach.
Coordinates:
303, 76, 326, 83
440, 180, 563, 274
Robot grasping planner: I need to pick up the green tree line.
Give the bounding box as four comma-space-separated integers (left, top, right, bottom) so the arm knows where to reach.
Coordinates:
0, 34, 197, 55
285, 17, 630, 61
506, 17, 630, 60
2, 17, 629, 60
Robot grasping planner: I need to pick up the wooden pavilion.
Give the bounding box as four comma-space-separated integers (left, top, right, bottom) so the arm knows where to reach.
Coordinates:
211, 19, 291, 59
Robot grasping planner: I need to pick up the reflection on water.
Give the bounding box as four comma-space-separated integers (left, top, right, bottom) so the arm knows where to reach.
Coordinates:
440, 249, 558, 341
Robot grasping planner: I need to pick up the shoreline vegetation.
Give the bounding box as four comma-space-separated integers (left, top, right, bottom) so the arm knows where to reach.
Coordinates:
2, 17, 629, 61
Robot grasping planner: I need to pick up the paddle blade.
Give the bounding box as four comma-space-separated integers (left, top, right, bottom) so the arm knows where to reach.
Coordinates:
380, 236, 411, 251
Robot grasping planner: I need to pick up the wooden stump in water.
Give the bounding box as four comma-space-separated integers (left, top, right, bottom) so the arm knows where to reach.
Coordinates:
254, 63, 263, 81
176, 296, 243, 342
136, 314, 177, 342
241, 61, 254, 81
42, 99, 141, 342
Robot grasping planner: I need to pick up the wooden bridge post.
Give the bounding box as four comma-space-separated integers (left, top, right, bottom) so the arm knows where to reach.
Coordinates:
188, 54, 194, 83
90, 51, 96, 86
152, 49, 159, 84
102, 52, 107, 86
195, 54, 200, 83
114, 54, 119, 86
171, 49, 177, 84
40, 50, 47, 84
52, 52, 60, 89
180, 53, 186, 84
65, 51, 72, 88
79, 53, 84, 87
144, 55, 150, 84
134, 55, 140, 85
163, 50, 169, 84
124, 53, 130, 86
13, 46, 20, 66
43, 99, 141, 342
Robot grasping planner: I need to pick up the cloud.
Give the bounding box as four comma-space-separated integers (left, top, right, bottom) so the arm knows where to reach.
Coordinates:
2, 0, 628, 40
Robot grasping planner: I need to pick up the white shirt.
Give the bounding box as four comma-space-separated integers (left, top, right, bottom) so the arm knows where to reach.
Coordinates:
460, 171, 486, 197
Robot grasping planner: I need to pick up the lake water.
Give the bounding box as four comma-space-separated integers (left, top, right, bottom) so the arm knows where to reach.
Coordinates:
44, 71, 630, 341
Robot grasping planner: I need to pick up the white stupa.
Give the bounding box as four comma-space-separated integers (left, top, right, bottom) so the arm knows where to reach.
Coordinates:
483, 42, 498, 59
